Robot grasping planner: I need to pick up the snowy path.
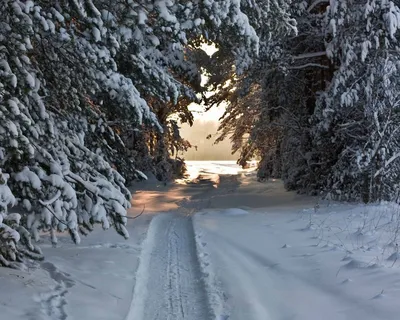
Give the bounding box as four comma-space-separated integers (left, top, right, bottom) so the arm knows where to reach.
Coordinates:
195, 213, 398, 320
2, 161, 400, 319
125, 214, 211, 320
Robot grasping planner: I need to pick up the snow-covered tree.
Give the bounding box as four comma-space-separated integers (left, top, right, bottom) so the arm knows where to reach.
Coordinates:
0, 0, 138, 268
213, 0, 400, 204
312, 0, 400, 202
209, 1, 320, 180
1, 0, 280, 268
0, 170, 43, 269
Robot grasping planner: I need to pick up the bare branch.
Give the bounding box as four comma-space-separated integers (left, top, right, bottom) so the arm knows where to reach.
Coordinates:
289, 63, 329, 70
126, 205, 146, 220
292, 51, 327, 60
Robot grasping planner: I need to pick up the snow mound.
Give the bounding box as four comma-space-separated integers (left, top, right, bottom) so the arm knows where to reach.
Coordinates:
343, 259, 369, 269
299, 223, 316, 231
222, 208, 249, 216
341, 278, 353, 284
348, 229, 376, 241
387, 252, 400, 261
343, 258, 380, 270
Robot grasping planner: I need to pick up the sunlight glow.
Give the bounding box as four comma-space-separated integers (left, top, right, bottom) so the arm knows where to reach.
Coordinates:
176, 161, 258, 185
187, 100, 226, 122
200, 42, 218, 56
178, 42, 234, 160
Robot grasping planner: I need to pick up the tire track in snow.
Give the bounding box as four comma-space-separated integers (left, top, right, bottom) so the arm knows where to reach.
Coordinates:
198, 232, 279, 320
194, 228, 230, 320
125, 213, 212, 320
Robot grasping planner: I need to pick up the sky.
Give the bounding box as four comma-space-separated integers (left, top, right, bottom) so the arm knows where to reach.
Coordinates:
187, 101, 226, 122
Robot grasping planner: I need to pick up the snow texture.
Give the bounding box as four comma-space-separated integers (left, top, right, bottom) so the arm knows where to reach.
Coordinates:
1, 161, 400, 320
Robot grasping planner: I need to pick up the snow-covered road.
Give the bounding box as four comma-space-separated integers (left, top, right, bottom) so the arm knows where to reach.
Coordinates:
2, 161, 400, 319
195, 210, 399, 320
127, 161, 400, 320
125, 213, 211, 320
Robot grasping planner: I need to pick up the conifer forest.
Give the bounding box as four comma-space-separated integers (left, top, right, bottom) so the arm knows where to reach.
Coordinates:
1, 0, 400, 272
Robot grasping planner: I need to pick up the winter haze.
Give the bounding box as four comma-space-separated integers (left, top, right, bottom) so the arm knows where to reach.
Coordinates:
179, 104, 237, 161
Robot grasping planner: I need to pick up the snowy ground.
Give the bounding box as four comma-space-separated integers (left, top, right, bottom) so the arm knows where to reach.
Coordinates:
2, 161, 400, 319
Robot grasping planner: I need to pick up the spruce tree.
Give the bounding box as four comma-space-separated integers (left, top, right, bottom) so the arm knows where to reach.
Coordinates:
0, 0, 272, 268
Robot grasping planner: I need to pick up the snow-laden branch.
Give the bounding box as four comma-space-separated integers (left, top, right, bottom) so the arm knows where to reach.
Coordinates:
292, 51, 326, 60
374, 152, 400, 178
369, 110, 391, 162
289, 63, 329, 70
39, 190, 62, 206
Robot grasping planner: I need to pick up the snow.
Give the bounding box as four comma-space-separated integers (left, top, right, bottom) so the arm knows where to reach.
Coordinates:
14, 167, 42, 190
138, 11, 147, 25
155, 1, 177, 23
92, 27, 101, 42
124, 215, 159, 320
125, 213, 210, 320
0, 215, 151, 320
7, 99, 20, 115
220, 208, 249, 216
190, 164, 400, 320
2, 161, 400, 319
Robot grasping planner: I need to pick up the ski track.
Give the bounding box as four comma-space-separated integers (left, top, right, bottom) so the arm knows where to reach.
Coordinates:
125, 213, 212, 320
